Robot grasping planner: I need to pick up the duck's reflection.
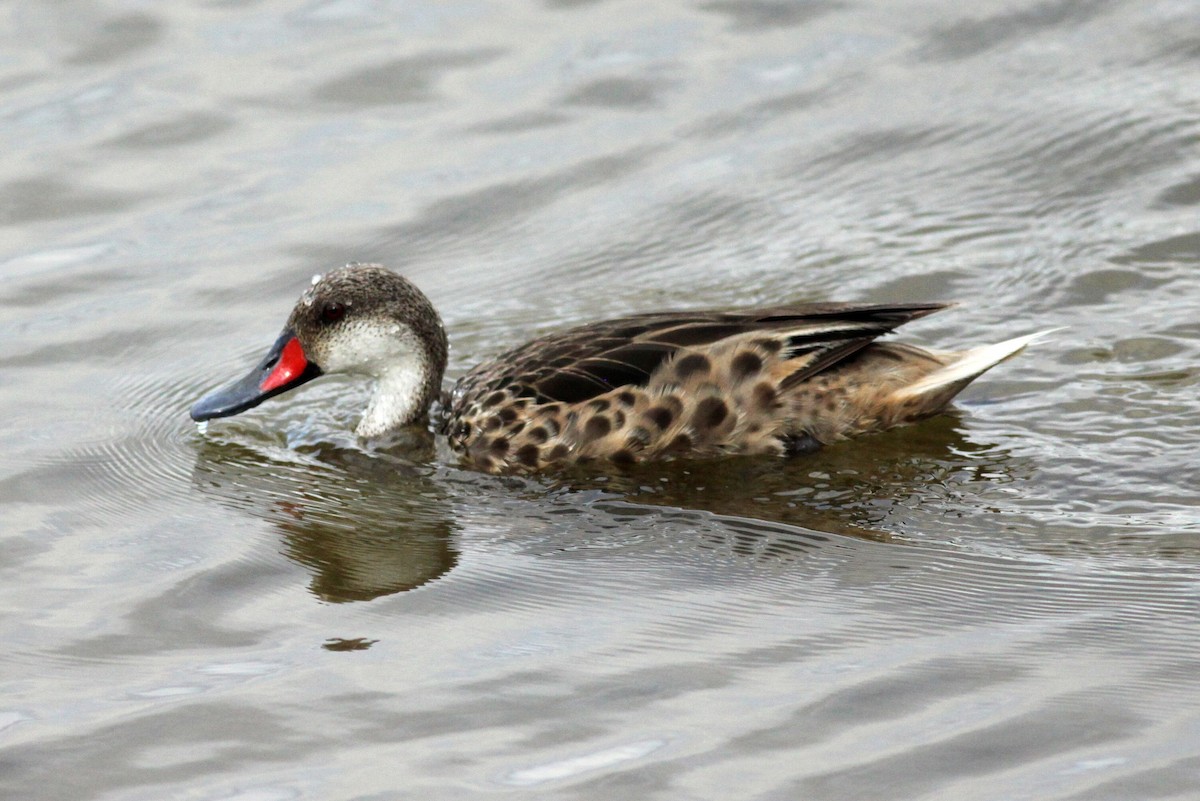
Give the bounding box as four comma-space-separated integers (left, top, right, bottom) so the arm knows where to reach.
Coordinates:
542, 412, 1027, 542
191, 431, 457, 602
190, 412, 1026, 601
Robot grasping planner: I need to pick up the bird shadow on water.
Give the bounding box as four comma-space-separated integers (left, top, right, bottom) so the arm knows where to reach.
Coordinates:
190, 411, 1027, 603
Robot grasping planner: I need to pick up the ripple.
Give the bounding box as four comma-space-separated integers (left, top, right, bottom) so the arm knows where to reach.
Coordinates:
65, 11, 163, 67
4, 2, 1200, 798
0, 176, 152, 225
308, 48, 505, 107
915, 0, 1114, 62
25, 370, 208, 528
502, 738, 669, 786
699, 0, 843, 32
101, 111, 234, 150
560, 77, 666, 110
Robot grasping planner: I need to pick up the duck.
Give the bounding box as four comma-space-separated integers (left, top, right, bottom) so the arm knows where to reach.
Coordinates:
191, 263, 1050, 473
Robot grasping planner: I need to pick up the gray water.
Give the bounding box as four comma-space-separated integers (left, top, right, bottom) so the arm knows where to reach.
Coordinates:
2, 1, 1199, 799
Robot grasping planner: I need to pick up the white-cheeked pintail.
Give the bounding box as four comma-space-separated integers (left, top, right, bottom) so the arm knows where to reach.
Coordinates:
191, 264, 1052, 472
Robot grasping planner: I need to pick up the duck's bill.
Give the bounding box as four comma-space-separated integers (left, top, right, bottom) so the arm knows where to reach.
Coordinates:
190, 329, 322, 422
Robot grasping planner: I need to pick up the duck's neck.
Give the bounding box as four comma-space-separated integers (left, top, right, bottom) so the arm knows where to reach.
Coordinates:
356, 362, 437, 438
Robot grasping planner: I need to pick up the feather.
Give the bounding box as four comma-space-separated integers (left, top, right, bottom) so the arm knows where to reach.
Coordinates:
452, 303, 952, 410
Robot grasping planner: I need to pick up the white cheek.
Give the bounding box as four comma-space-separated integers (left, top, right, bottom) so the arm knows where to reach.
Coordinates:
319, 321, 416, 375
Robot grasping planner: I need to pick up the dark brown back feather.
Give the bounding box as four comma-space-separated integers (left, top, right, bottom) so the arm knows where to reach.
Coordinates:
450, 302, 948, 410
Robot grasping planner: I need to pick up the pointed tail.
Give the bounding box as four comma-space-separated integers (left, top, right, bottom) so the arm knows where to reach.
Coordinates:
889, 328, 1063, 406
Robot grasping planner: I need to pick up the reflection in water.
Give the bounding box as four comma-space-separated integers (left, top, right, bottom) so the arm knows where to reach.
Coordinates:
538, 412, 1028, 542
191, 434, 458, 603
191, 405, 1026, 604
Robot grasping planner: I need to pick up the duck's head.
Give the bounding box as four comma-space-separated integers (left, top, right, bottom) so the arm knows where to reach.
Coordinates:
190, 264, 447, 437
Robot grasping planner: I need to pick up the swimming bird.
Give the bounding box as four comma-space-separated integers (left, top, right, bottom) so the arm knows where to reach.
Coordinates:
191, 263, 1048, 472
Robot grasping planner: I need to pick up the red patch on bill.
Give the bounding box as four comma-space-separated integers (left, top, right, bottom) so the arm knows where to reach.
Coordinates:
260, 337, 308, 392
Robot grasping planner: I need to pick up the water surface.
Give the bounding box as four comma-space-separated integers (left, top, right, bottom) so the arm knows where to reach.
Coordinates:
2, 1, 1199, 799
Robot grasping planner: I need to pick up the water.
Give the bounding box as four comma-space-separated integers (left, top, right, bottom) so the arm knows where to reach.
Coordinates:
2, 1, 1199, 798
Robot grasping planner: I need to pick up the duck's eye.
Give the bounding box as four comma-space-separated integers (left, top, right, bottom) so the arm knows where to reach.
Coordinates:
319, 302, 347, 325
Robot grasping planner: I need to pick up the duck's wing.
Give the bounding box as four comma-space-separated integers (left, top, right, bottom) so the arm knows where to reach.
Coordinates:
451, 302, 949, 409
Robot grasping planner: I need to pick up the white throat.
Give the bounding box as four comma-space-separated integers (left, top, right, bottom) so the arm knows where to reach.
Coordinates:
311, 316, 441, 438
356, 364, 429, 438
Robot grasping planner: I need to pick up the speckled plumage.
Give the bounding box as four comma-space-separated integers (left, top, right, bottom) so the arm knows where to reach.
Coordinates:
443, 303, 973, 472
193, 264, 1049, 473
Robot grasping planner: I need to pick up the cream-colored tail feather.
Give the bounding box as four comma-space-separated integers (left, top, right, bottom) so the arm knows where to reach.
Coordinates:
890, 328, 1063, 404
